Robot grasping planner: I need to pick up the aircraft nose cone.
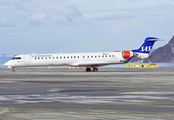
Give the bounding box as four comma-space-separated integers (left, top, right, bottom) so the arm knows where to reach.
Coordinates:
4, 62, 8, 66
4, 61, 11, 67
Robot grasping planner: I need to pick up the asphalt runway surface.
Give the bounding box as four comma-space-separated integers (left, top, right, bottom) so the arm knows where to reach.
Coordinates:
0, 67, 174, 120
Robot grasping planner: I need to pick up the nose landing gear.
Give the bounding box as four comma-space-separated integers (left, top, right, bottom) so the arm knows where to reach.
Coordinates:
12, 67, 16, 72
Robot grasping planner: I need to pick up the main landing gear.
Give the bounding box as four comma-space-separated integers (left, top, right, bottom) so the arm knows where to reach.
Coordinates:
93, 68, 98, 72
86, 67, 91, 72
86, 67, 98, 72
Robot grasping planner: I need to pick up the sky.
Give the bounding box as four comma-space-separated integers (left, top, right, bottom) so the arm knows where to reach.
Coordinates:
0, 0, 174, 54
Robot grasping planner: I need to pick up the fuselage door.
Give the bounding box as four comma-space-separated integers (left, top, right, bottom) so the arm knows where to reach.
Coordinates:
25, 55, 30, 65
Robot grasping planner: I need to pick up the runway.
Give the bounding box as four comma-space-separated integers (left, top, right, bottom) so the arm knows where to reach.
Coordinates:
0, 67, 174, 119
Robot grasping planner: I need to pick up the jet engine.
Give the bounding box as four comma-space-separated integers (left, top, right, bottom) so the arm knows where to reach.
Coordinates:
122, 51, 134, 58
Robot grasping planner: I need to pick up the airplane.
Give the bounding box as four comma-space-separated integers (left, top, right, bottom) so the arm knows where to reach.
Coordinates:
4, 37, 162, 72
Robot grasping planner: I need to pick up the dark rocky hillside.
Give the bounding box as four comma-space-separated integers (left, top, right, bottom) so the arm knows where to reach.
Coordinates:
144, 36, 174, 63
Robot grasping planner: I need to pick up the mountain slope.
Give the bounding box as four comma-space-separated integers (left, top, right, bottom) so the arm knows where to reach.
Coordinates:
144, 36, 174, 63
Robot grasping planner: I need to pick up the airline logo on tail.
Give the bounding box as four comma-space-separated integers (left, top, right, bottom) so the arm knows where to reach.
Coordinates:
132, 37, 159, 54
141, 46, 152, 52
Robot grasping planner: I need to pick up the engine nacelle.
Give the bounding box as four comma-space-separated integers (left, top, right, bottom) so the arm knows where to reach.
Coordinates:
136, 53, 151, 59
122, 51, 134, 58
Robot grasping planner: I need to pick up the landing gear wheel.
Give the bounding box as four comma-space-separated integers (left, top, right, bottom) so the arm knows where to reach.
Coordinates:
12, 67, 16, 72
93, 68, 98, 72
86, 67, 91, 72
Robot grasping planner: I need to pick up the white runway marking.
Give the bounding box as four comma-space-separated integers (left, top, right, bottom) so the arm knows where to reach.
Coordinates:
0, 108, 9, 115
0, 92, 173, 104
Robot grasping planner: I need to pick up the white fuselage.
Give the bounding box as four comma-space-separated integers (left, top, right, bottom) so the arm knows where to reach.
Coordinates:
4, 52, 128, 68
4, 37, 160, 72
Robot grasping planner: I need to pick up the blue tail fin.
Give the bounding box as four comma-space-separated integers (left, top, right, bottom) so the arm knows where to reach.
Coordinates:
132, 37, 159, 54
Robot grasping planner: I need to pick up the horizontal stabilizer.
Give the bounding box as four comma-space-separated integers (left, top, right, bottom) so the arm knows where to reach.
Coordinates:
147, 39, 165, 42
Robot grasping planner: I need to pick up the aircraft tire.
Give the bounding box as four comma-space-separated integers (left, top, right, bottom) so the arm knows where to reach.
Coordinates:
12, 67, 16, 72
86, 67, 91, 72
93, 68, 98, 72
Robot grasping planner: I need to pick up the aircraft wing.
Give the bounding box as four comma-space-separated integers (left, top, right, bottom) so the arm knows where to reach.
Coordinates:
76, 62, 120, 67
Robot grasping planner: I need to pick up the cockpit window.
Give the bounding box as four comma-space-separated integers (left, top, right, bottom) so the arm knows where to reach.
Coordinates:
11, 57, 21, 60
16, 57, 21, 59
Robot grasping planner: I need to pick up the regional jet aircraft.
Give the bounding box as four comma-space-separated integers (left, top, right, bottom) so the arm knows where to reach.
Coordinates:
4, 37, 161, 72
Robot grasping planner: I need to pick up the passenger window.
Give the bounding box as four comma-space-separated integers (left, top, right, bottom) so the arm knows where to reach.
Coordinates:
95, 56, 97, 58
78, 56, 79, 58
60, 57, 62, 59
98, 56, 100, 58
35, 57, 37, 59
67, 56, 69, 59
38, 57, 40, 59
109, 55, 111, 57
71, 56, 73, 58
102, 56, 104, 57
88, 56, 89, 58
57, 57, 58, 59
83, 56, 85, 58
91, 56, 93, 58
45, 57, 47, 59
106, 55, 107, 57
112, 55, 114, 57
64, 56, 66, 59
74, 56, 76, 58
